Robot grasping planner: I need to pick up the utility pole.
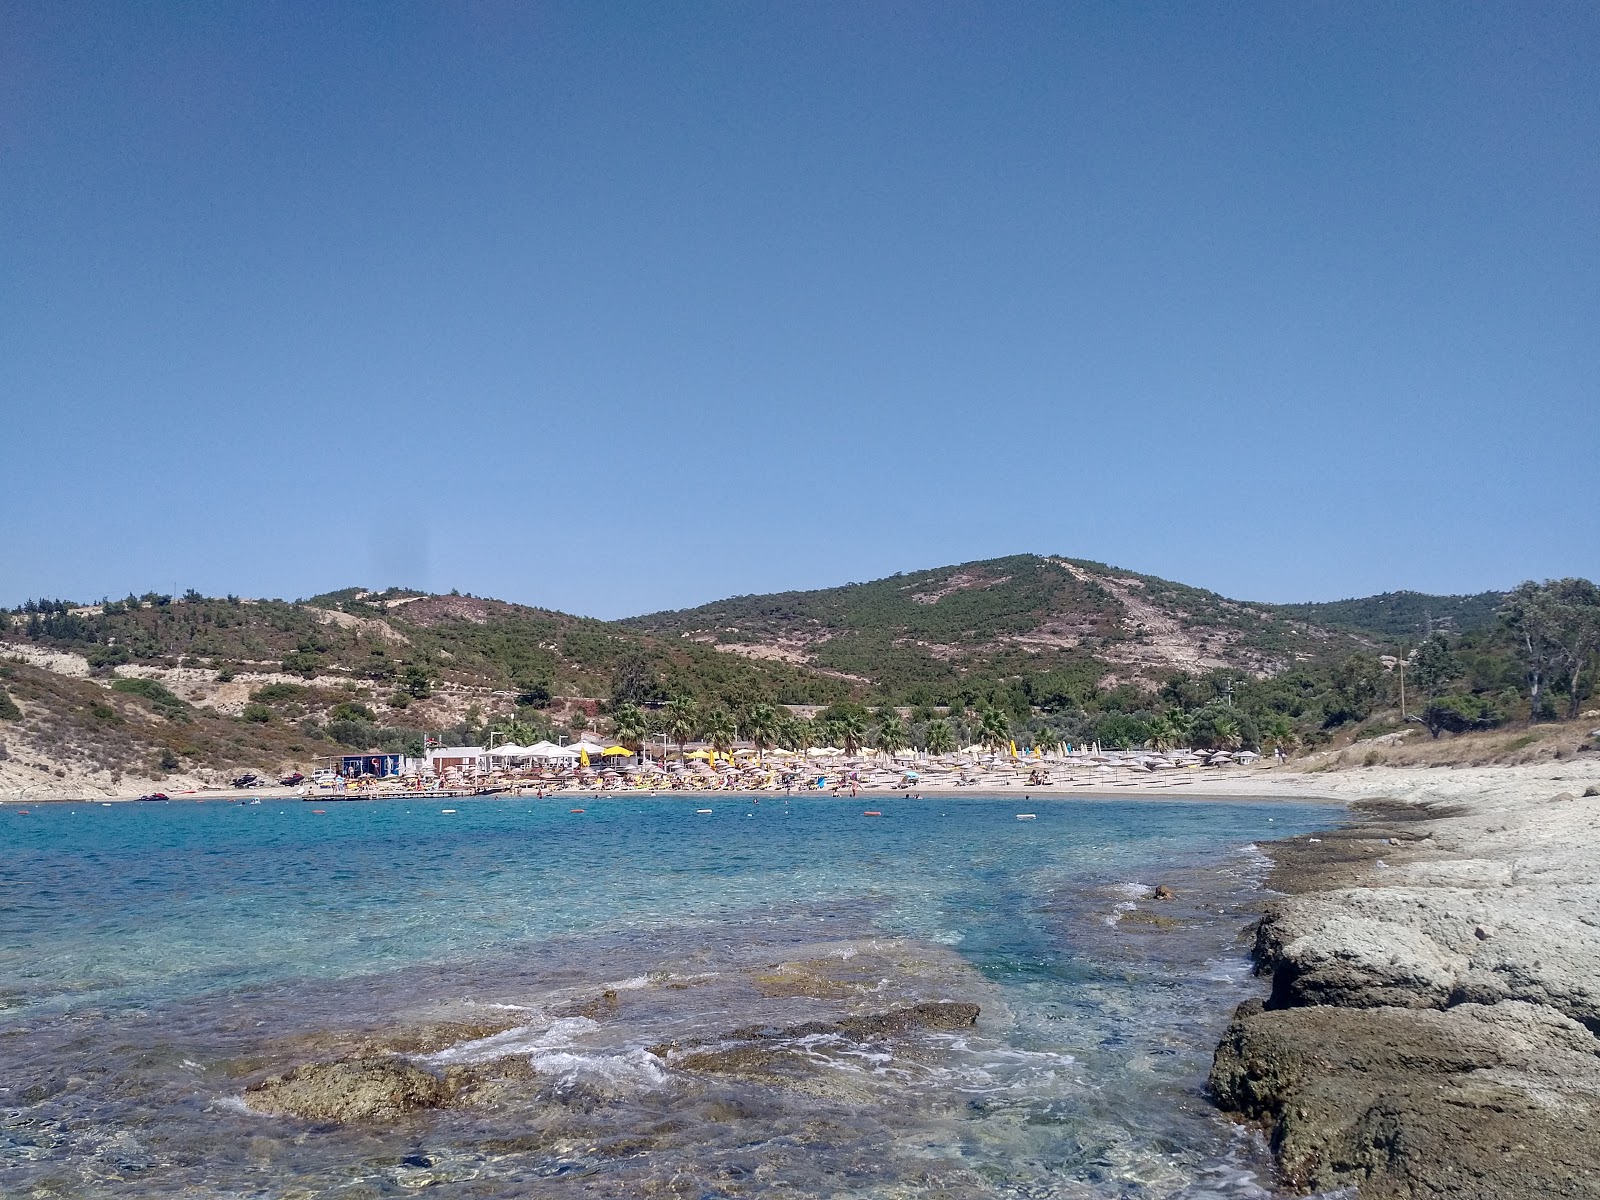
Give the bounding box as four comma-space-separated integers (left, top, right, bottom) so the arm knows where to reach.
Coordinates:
1399, 650, 1407, 720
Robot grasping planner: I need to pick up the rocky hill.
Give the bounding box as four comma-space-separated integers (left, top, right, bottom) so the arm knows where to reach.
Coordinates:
620, 554, 1368, 701
1, 559, 1533, 797
0, 588, 849, 796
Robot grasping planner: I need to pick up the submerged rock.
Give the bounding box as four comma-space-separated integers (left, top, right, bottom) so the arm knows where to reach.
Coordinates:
654, 1001, 979, 1081
246, 1052, 537, 1123
246, 1056, 456, 1122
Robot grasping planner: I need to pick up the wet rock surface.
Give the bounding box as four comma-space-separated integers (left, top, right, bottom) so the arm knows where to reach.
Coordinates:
246, 1052, 542, 1122
1213, 794, 1600, 1198
653, 1001, 980, 1079
245, 1056, 457, 1122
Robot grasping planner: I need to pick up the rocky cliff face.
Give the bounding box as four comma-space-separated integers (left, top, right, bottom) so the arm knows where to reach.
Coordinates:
1210, 795, 1600, 1198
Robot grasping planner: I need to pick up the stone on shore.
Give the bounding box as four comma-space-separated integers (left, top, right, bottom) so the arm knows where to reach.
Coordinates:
1211, 999, 1600, 1199
1213, 787, 1600, 1198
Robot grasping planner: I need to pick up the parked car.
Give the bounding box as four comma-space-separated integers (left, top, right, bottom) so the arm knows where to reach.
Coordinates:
231, 773, 262, 789
279, 772, 306, 787
136, 792, 169, 802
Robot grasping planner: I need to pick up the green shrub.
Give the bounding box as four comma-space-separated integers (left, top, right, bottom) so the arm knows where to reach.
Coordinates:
328, 701, 375, 723
402, 664, 435, 699
241, 703, 273, 724
214, 664, 236, 682
0, 687, 20, 721
111, 677, 179, 704
281, 651, 322, 678
250, 682, 310, 704
1418, 695, 1505, 739
111, 677, 189, 720
86, 644, 132, 670
323, 717, 373, 746
388, 690, 411, 710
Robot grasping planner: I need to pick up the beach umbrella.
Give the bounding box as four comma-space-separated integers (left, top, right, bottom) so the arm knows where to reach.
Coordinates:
601, 746, 630, 757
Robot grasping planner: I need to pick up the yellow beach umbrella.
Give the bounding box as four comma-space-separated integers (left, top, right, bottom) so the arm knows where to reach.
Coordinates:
601, 746, 630, 757
579, 746, 590, 767
686, 749, 711, 760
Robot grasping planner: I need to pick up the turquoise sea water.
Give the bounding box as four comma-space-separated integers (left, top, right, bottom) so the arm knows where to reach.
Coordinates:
0, 794, 1337, 1198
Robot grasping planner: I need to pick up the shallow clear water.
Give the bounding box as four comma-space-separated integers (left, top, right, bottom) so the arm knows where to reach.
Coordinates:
0, 794, 1338, 1197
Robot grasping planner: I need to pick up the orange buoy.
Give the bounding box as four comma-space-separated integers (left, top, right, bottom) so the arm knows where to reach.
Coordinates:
569, 808, 586, 813
311, 809, 326, 814
862, 810, 883, 817
16, 810, 29, 815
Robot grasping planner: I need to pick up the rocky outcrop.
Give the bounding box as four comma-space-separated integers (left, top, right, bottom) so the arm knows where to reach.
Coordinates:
245, 1053, 537, 1123
246, 1056, 457, 1122
1211, 1001, 1600, 1198
1211, 793, 1600, 1198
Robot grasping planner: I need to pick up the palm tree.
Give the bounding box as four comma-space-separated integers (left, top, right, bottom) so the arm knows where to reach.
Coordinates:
875, 711, 907, 758
833, 710, 867, 757
978, 707, 1010, 755
1212, 711, 1243, 751
925, 719, 955, 757
745, 702, 780, 764
611, 702, 648, 759
664, 696, 698, 760
1032, 727, 1059, 756
1164, 707, 1192, 748
704, 707, 736, 756
1146, 714, 1175, 751
1261, 711, 1296, 753
782, 714, 814, 755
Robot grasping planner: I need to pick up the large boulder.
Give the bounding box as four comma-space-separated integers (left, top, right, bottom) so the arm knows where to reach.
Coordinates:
1211, 999, 1600, 1198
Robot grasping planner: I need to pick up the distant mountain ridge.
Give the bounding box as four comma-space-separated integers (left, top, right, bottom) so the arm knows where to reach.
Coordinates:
1267, 590, 1506, 640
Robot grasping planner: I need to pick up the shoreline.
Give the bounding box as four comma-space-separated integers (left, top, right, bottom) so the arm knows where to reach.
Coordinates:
3, 770, 1346, 806
1206, 763, 1600, 1198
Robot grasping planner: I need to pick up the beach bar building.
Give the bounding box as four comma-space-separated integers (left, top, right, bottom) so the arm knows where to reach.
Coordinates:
426, 745, 487, 777
327, 752, 416, 778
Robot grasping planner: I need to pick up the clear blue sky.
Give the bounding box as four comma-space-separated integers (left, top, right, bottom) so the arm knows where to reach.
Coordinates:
4, 3, 1596, 617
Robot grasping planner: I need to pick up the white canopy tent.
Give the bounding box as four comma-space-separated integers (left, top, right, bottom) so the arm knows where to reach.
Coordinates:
527, 741, 580, 759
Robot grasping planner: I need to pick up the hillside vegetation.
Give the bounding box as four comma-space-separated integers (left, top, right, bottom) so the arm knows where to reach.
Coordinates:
1270, 590, 1505, 640
621, 554, 1363, 701
3, 563, 1594, 795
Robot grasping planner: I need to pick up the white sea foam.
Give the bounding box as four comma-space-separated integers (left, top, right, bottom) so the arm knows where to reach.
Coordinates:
532, 1047, 669, 1091
1196, 957, 1252, 983
1235, 842, 1274, 871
